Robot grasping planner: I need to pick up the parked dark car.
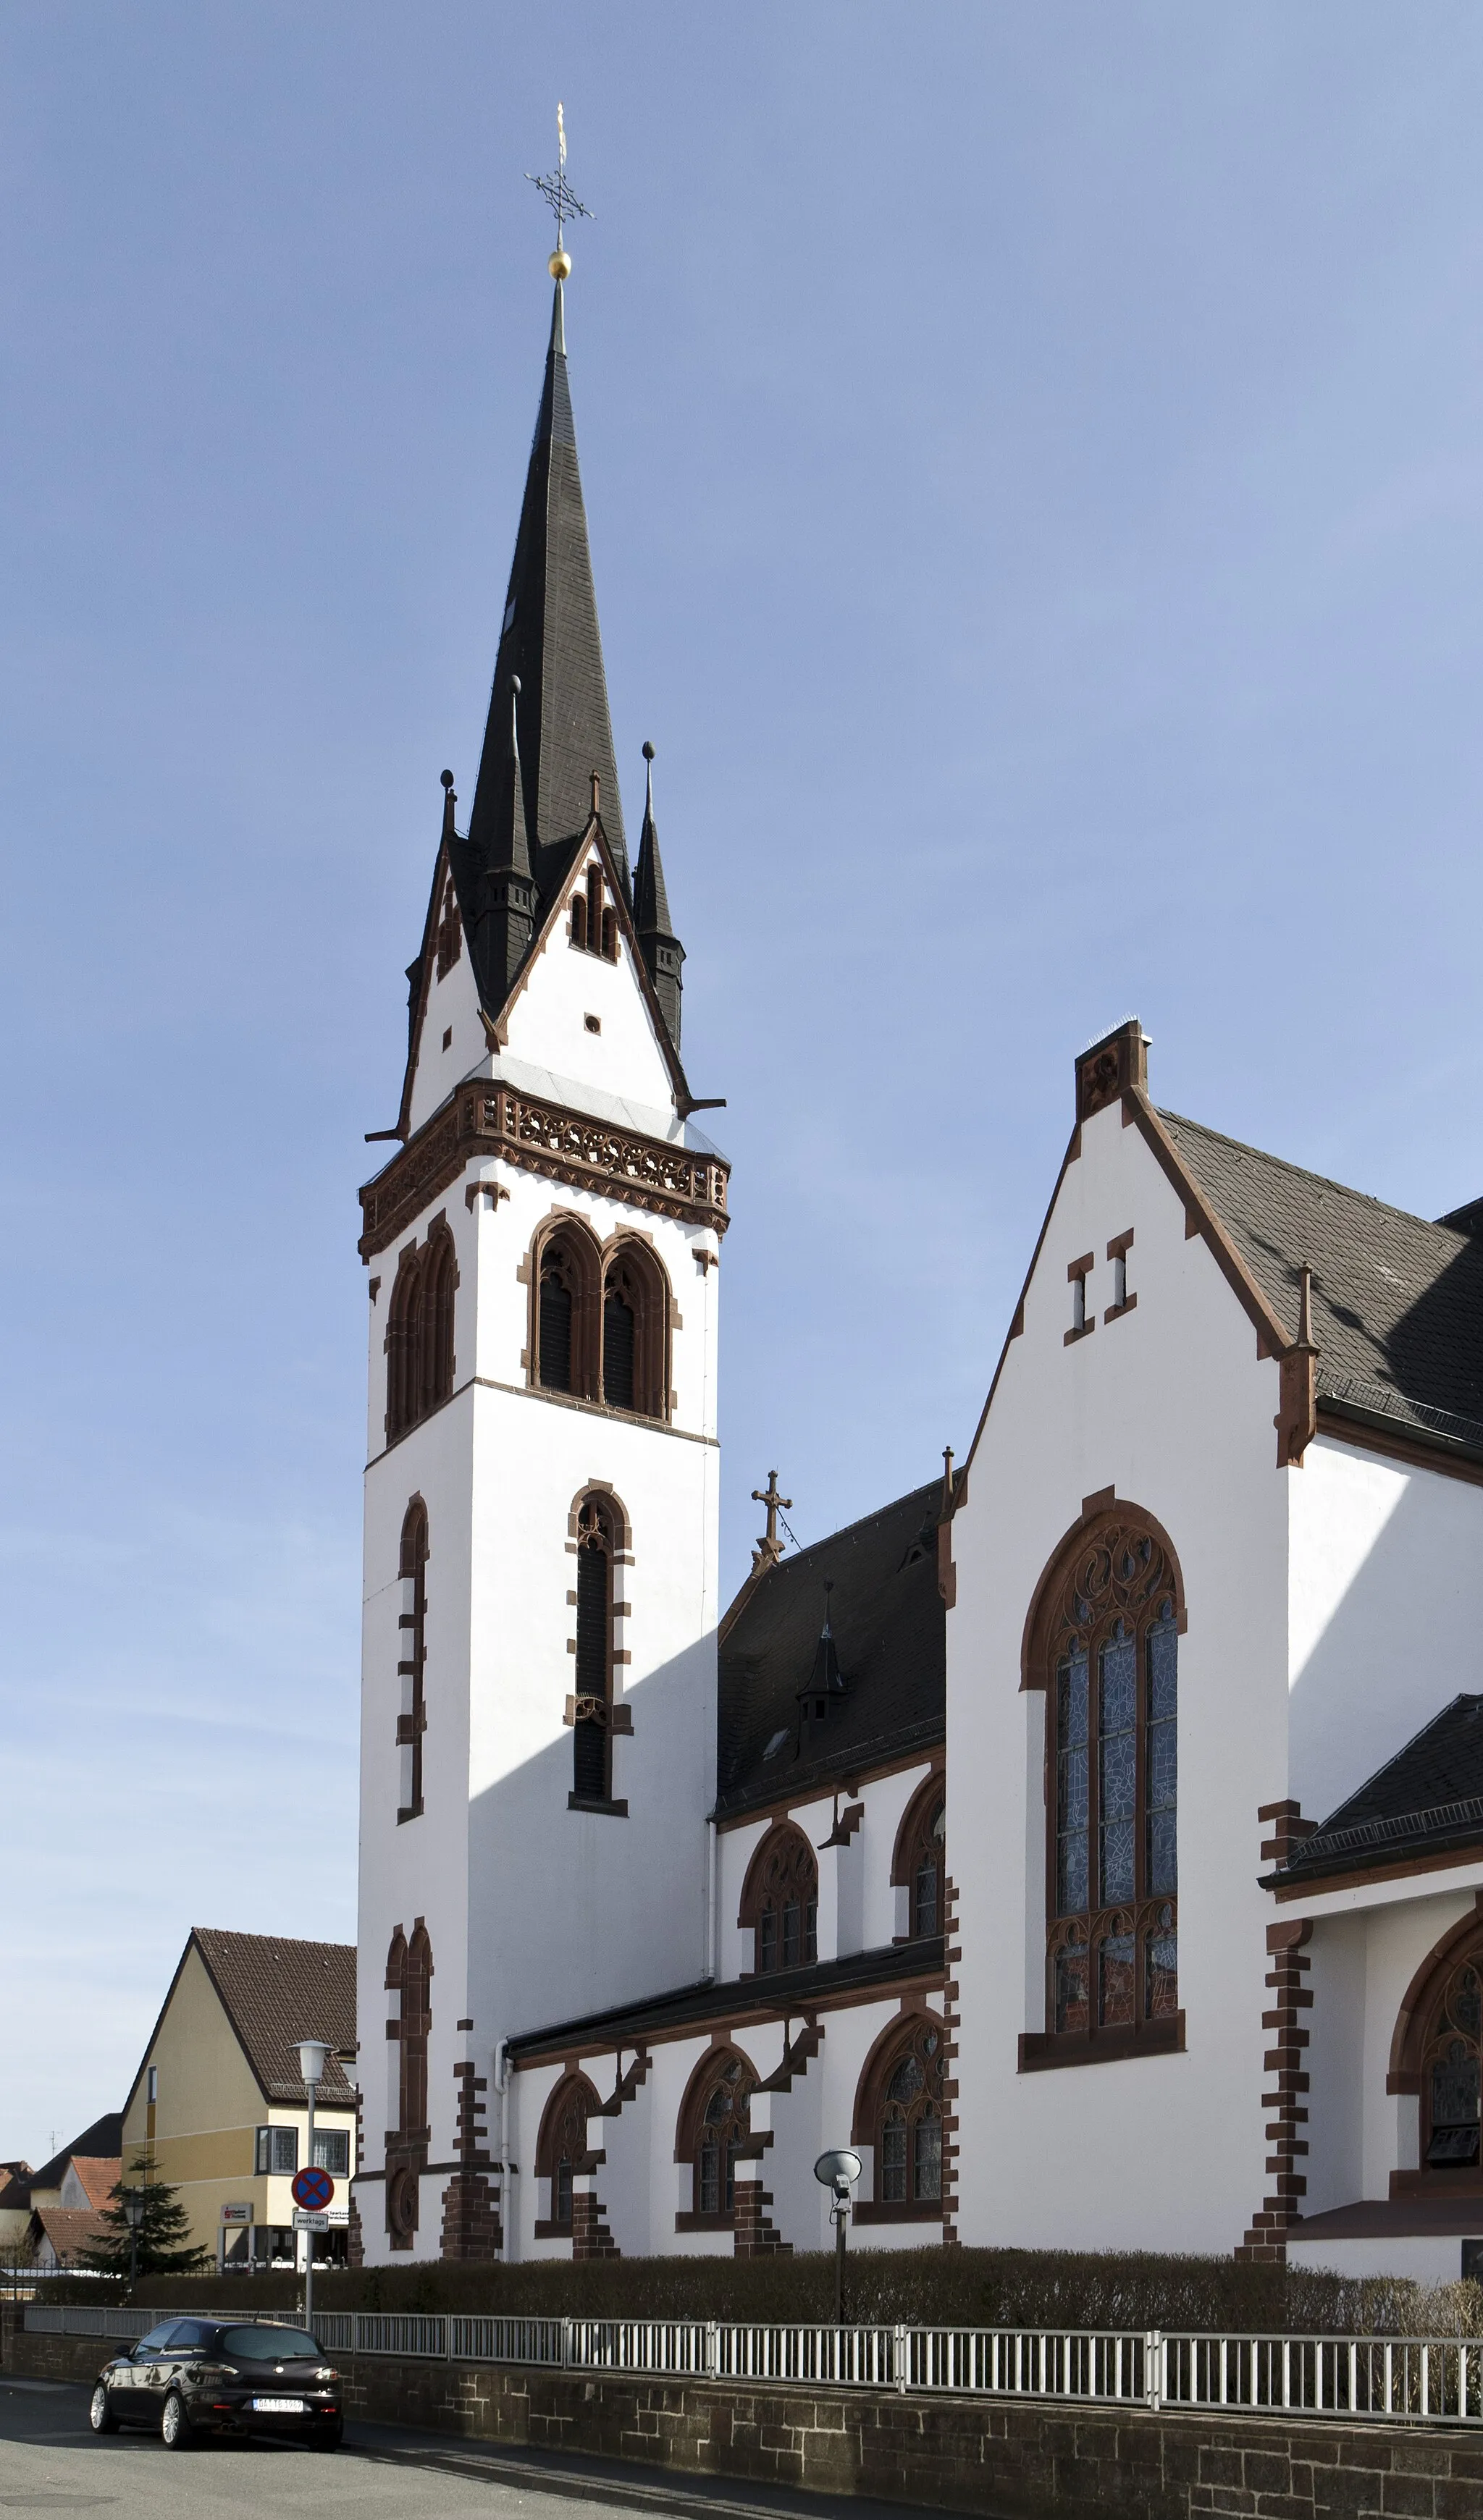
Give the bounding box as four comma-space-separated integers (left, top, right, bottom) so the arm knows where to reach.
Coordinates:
89, 2317, 342, 2449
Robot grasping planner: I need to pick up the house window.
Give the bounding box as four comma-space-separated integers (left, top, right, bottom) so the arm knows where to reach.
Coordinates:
1037, 1512, 1181, 2058
875, 2020, 944, 2205
1423, 1957, 1482, 2168
397, 1501, 428, 1821
739, 1823, 818, 1975
536, 2072, 600, 2231
385, 1220, 457, 1442
694, 2055, 754, 2217
255, 2125, 298, 2176
893, 1777, 946, 1942
572, 1493, 615, 1803
311, 2128, 350, 2177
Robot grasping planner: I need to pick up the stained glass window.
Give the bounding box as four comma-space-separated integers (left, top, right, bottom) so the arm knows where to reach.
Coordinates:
1424, 1960, 1483, 2168
1043, 1517, 1180, 2046
875, 2022, 944, 2207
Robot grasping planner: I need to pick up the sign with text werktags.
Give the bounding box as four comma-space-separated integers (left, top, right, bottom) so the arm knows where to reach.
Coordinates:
292, 2209, 329, 2231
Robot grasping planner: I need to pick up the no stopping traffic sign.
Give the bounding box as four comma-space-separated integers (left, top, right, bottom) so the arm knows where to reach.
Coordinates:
290, 2165, 334, 2212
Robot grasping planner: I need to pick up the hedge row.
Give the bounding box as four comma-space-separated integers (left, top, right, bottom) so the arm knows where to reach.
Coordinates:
99, 2249, 1483, 2338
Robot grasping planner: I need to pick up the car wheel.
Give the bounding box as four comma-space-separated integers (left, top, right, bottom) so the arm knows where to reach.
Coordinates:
88, 2384, 119, 2435
160, 2391, 193, 2451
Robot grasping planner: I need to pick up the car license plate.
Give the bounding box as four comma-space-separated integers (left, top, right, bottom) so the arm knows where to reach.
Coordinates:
252, 2395, 306, 2413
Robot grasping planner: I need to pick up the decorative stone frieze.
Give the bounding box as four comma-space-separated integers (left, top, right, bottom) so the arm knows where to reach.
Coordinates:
360, 1084, 730, 1258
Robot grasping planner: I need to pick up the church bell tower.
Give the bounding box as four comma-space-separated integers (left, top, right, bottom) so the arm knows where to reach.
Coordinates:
351, 232, 726, 2265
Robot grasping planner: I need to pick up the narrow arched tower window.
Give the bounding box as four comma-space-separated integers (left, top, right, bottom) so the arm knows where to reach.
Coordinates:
572, 1493, 615, 1803
397, 1501, 428, 1821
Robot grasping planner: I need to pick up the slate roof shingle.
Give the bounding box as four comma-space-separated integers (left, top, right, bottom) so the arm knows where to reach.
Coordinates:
717, 1481, 946, 1819
1271, 1693, 1483, 1886
193, 1929, 357, 2106
24, 2114, 123, 2199
1159, 1111, 1483, 1456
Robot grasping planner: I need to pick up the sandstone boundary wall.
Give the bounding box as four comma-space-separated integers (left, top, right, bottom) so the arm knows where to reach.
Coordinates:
4, 2309, 1481, 2519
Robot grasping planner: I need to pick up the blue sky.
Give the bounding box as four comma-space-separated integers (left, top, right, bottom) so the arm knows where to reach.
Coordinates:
4, 4, 1482, 2162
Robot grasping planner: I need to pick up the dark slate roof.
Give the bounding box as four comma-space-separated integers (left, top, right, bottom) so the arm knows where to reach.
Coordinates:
194, 1929, 357, 2107
1160, 1111, 1483, 1458
716, 1482, 945, 1820
1269, 1693, 1483, 1887
507, 1937, 945, 2066
23, 2114, 122, 2199
469, 280, 626, 889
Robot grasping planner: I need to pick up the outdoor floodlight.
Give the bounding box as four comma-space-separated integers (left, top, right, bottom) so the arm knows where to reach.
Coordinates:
297, 2039, 329, 2086
813, 2150, 863, 2325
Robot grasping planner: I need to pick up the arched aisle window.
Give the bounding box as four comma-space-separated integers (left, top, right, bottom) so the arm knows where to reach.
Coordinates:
1390, 1916, 1483, 2175
852, 2013, 946, 2217
535, 2071, 601, 2233
892, 1776, 946, 1942
676, 2048, 757, 2224
1022, 1504, 1185, 2065
739, 1823, 818, 1975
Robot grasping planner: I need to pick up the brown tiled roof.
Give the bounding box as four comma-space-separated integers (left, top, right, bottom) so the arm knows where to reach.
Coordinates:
193, 1929, 356, 2105
68, 2157, 120, 2210
30, 2205, 112, 2264
1159, 1111, 1483, 1459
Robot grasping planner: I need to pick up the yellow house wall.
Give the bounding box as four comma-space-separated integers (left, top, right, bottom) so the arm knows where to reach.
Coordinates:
122, 1944, 354, 2256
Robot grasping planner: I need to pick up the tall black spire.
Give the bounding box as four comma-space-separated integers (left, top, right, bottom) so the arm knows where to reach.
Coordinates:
632, 741, 684, 1048
470, 674, 537, 1000
469, 282, 626, 884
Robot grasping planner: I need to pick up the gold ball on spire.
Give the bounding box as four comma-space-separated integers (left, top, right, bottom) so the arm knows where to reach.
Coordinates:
549, 247, 571, 281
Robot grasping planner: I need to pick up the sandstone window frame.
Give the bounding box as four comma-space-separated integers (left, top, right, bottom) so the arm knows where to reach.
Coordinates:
1020, 1499, 1185, 2072
738, 1821, 819, 1976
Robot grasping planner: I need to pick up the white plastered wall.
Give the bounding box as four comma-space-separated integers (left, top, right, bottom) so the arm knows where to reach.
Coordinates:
1288, 1436, 1483, 1824
355, 880, 723, 2256
949, 1094, 1289, 2253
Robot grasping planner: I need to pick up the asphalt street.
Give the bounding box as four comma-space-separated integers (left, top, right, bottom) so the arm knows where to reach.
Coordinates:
0, 2377, 949, 2520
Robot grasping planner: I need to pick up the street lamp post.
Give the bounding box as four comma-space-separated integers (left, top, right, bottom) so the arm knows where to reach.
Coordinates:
120, 2188, 146, 2296
812, 2150, 862, 2328
297, 2041, 329, 2333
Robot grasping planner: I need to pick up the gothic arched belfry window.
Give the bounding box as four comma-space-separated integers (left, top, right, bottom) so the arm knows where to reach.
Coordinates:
385, 1218, 456, 1443
1023, 1506, 1185, 2065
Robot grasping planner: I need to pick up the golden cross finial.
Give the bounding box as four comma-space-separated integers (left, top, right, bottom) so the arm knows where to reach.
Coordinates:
526, 101, 594, 280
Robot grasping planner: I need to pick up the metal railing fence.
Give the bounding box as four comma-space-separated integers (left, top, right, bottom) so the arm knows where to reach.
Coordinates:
23, 2304, 1483, 2426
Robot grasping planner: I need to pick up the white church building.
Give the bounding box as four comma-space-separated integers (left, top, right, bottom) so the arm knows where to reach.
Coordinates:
350, 272, 1483, 2285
